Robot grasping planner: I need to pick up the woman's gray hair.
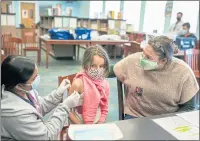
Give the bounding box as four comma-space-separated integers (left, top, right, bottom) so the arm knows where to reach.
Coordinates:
82, 45, 110, 77
148, 36, 175, 61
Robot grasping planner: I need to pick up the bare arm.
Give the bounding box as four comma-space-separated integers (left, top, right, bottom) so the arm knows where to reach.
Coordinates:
68, 78, 83, 124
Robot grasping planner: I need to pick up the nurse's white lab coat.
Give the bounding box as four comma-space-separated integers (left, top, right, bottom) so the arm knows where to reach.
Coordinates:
1, 88, 69, 140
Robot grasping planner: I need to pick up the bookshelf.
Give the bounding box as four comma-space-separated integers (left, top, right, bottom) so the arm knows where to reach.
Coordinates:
78, 18, 126, 35
40, 15, 126, 36
39, 16, 78, 35
1, 13, 16, 36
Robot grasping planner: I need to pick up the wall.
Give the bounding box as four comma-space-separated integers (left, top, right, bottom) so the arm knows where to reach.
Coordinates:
196, 14, 199, 39
60, 1, 79, 17
76, 1, 90, 18
163, 1, 173, 33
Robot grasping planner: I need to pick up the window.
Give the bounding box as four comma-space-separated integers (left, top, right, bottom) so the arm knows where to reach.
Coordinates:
89, 1, 103, 18
123, 1, 141, 31
143, 1, 167, 34
105, 1, 120, 19
170, 1, 199, 33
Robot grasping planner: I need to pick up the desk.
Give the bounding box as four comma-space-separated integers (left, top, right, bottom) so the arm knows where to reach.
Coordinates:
39, 37, 129, 68
59, 111, 200, 140
39, 37, 91, 68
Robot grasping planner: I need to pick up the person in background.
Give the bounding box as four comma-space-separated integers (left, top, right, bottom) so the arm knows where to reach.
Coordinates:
179, 22, 197, 41
1, 55, 81, 140
113, 36, 199, 120
68, 45, 110, 124
169, 12, 184, 34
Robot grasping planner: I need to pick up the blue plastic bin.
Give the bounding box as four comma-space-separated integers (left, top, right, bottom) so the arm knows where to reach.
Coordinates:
75, 28, 92, 40
48, 28, 74, 40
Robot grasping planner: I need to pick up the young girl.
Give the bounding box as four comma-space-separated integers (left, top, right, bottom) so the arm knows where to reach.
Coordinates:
68, 45, 110, 124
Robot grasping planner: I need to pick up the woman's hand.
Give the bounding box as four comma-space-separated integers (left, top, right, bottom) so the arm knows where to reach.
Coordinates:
63, 91, 81, 108
56, 79, 71, 96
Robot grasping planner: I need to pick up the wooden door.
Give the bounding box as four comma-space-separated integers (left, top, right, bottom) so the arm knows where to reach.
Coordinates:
20, 2, 35, 28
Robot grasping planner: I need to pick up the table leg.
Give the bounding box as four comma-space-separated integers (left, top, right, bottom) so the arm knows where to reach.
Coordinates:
123, 45, 128, 57
39, 39, 42, 65
46, 43, 49, 69
113, 45, 117, 61
77, 44, 80, 60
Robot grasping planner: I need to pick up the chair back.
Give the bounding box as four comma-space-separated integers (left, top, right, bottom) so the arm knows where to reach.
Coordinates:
195, 40, 199, 50
184, 49, 200, 78
58, 73, 77, 86
21, 28, 38, 48
1, 33, 12, 49
184, 49, 200, 108
117, 79, 125, 120
3, 37, 22, 56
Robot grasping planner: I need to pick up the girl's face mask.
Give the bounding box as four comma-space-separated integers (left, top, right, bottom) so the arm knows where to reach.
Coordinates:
140, 55, 158, 70
86, 67, 105, 80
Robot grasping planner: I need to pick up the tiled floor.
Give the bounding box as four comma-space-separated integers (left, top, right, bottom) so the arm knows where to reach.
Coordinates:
26, 48, 122, 122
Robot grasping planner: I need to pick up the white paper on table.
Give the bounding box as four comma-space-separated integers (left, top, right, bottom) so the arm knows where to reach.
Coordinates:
176, 110, 199, 128
68, 123, 123, 140
152, 116, 199, 140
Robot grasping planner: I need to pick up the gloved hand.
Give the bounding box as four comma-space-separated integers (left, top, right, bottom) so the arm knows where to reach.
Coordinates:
56, 79, 71, 96
63, 91, 81, 108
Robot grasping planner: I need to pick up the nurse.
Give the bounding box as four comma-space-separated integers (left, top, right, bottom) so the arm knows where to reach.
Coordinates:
1, 55, 81, 140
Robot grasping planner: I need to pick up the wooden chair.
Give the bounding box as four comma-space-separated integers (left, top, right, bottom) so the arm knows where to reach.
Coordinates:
3, 37, 22, 56
116, 79, 125, 120
58, 73, 77, 141
195, 40, 199, 50
184, 49, 200, 107
21, 28, 41, 65
1, 33, 12, 55
58, 73, 77, 86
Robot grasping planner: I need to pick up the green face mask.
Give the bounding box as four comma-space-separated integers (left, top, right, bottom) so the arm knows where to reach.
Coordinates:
140, 55, 158, 70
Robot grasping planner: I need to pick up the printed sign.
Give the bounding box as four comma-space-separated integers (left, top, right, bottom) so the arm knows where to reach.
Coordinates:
22, 9, 28, 18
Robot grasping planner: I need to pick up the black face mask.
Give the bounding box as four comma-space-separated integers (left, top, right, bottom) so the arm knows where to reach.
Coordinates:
177, 17, 181, 21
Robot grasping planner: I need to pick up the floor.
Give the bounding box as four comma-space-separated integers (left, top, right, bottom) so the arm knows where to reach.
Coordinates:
26, 47, 122, 122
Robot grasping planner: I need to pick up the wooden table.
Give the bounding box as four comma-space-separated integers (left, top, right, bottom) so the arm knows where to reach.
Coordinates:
39, 37, 91, 68
39, 37, 129, 68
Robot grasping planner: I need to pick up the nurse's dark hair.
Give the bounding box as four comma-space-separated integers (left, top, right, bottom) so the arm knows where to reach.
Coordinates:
1, 55, 35, 95
148, 36, 174, 62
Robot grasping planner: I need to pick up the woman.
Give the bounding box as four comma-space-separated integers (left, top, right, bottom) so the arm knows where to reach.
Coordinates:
1, 55, 81, 140
113, 36, 199, 119
68, 45, 110, 124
